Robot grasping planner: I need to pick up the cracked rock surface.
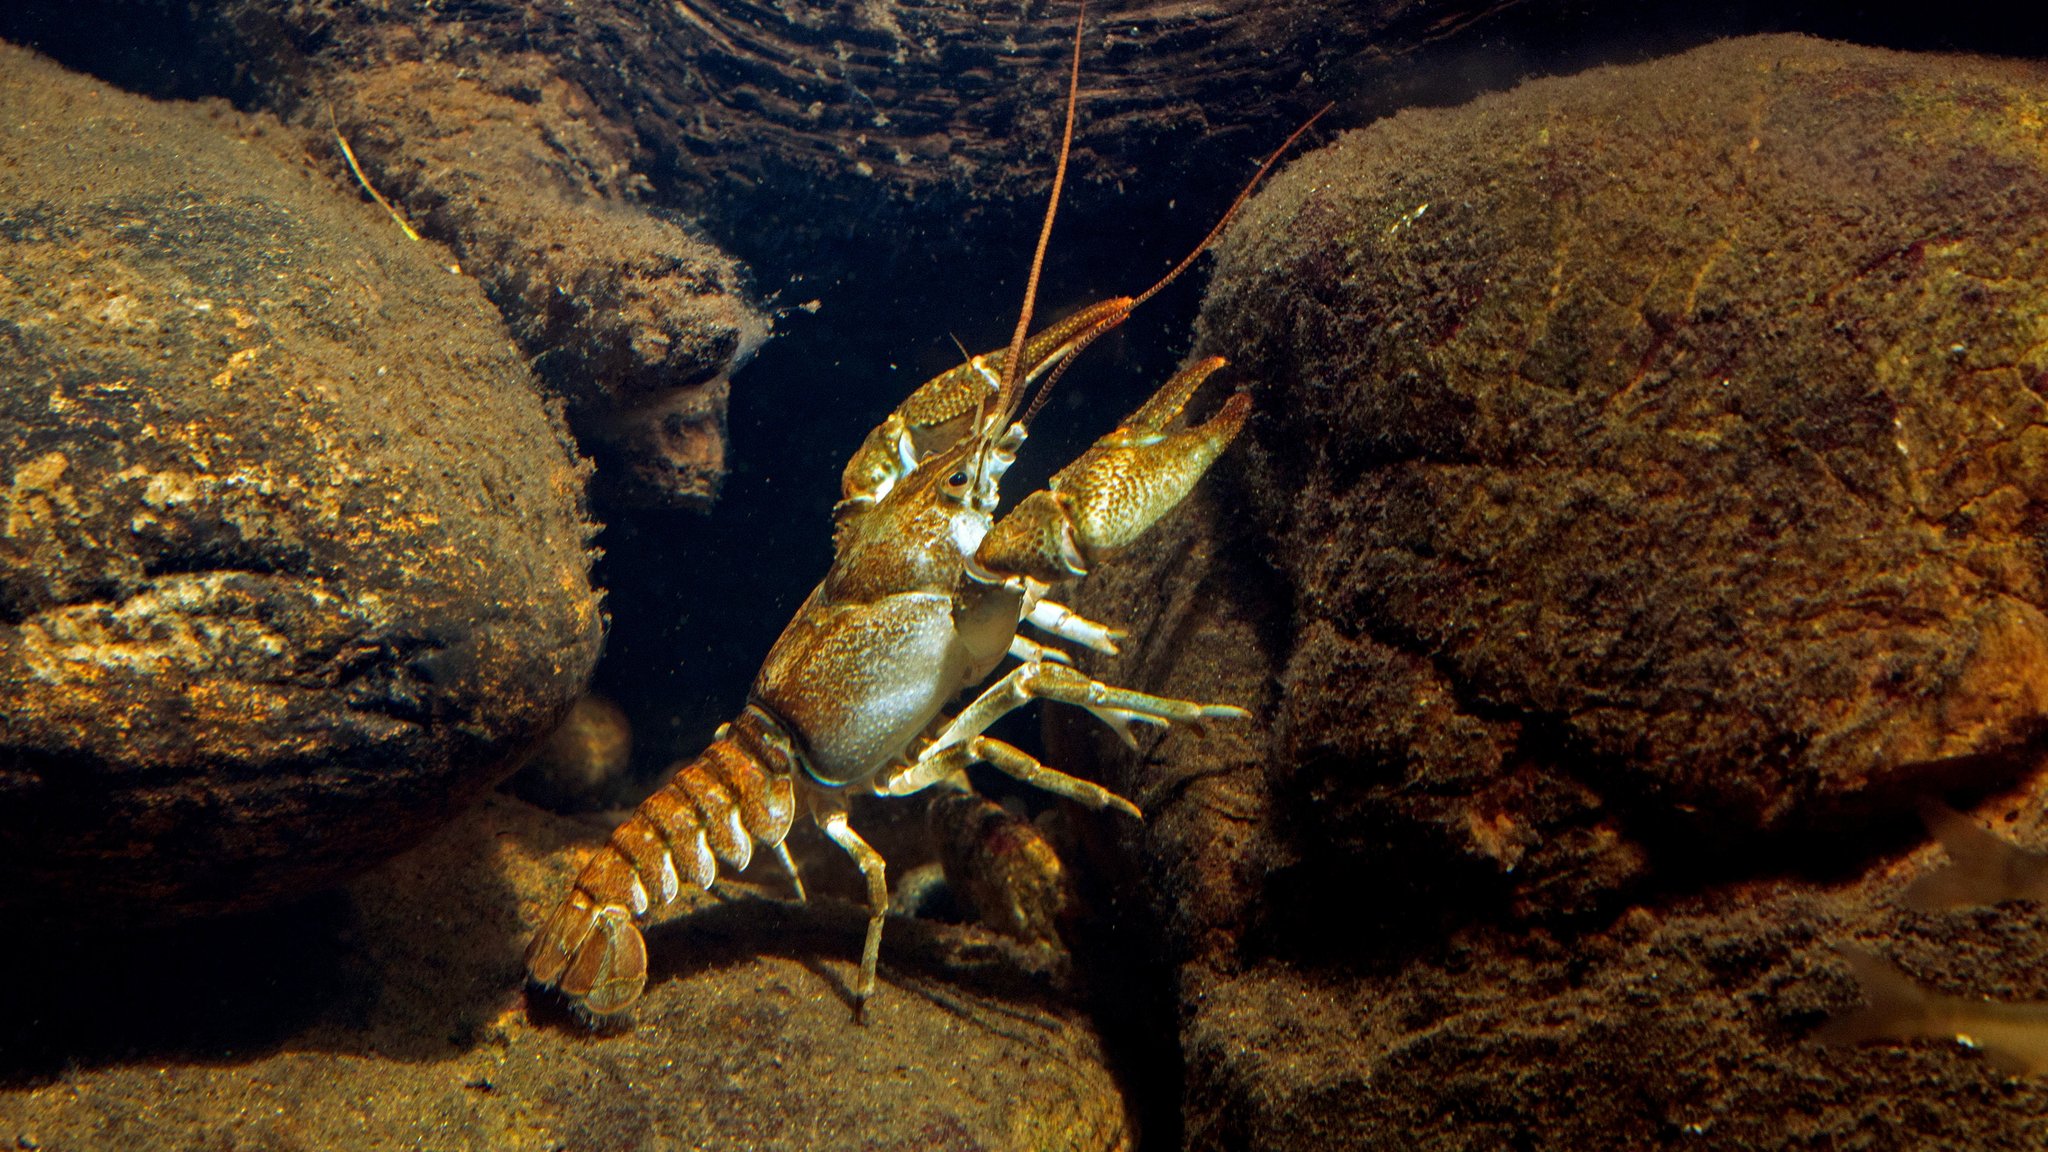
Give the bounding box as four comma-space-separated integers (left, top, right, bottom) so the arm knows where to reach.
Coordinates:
0, 44, 603, 927
1052, 35, 2048, 1149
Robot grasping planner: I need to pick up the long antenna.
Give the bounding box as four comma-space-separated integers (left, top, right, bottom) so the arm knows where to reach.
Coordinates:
1018, 102, 1334, 428
1129, 102, 1332, 314
996, 1, 1087, 423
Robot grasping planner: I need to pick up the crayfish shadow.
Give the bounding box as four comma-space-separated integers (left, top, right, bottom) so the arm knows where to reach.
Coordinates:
635, 890, 1077, 1020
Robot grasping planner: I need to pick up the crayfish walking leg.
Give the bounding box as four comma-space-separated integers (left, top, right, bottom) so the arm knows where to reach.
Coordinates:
812, 794, 890, 1019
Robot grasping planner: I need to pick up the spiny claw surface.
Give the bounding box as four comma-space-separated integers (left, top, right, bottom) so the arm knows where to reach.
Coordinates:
977, 357, 1247, 581
840, 299, 1133, 509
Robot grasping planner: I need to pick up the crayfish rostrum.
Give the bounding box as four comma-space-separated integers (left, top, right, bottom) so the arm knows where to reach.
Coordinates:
525, 5, 1319, 1020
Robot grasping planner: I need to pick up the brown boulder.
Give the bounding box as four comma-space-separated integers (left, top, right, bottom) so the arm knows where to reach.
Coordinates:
5, 3, 2042, 506
0, 45, 603, 926
1206, 31, 2048, 883
1053, 34, 2048, 1148
506, 692, 636, 813
105, 1, 2042, 252
324, 55, 768, 507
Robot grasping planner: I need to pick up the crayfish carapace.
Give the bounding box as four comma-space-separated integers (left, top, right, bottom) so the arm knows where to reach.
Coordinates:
526, 5, 1322, 1020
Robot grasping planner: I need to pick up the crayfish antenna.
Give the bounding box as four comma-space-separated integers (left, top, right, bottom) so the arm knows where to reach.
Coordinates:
1016, 101, 1335, 430
995, 0, 1089, 424
1129, 102, 1334, 313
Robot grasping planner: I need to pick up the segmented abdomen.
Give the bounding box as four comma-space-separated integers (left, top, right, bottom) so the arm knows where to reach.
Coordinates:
524, 705, 801, 1012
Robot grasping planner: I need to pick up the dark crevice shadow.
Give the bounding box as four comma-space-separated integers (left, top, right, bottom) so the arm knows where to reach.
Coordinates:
0, 892, 354, 1086
1618, 738, 2048, 903
1054, 813, 1194, 1152
0, 800, 544, 1085
1245, 717, 2048, 984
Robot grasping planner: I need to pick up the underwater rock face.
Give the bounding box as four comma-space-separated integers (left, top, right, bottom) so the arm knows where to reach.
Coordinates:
11, 0, 1380, 236
1211, 30, 2048, 894
0, 45, 603, 926
0, 795, 1131, 1152
326, 56, 768, 508
1053, 35, 2048, 1148
117, 1, 2040, 261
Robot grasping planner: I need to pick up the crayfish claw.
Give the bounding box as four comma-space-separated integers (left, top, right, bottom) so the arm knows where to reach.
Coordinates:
1114, 354, 1229, 440
978, 364, 1248, 584
840, 298, 1137, 511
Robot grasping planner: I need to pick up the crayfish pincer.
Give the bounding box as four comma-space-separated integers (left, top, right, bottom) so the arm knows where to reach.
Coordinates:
525, 2, 1320, 1021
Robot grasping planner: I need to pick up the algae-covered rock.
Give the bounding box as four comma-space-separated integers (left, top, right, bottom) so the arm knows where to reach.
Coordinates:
0, 45, 602, 926
0, 794, 1132, 1152
1210, 33, 2048, 859
1051, 34, 2048, 1149
325, 56, 768, 508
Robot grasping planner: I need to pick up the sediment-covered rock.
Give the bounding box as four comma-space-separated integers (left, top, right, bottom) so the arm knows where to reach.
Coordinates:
1053, 35, 2048, 1148
0, 45, 603, 927
0, 794, 1132, 1152
5, 4, 2042, 506
56, 0, 2034, 251
325, 56, 768, 507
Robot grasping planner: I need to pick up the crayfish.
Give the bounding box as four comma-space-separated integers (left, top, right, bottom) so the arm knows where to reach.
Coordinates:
526, 5, 1320, 1020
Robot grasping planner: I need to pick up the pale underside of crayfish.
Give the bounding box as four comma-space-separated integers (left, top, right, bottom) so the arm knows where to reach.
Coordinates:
525, 5, 1317, 1020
